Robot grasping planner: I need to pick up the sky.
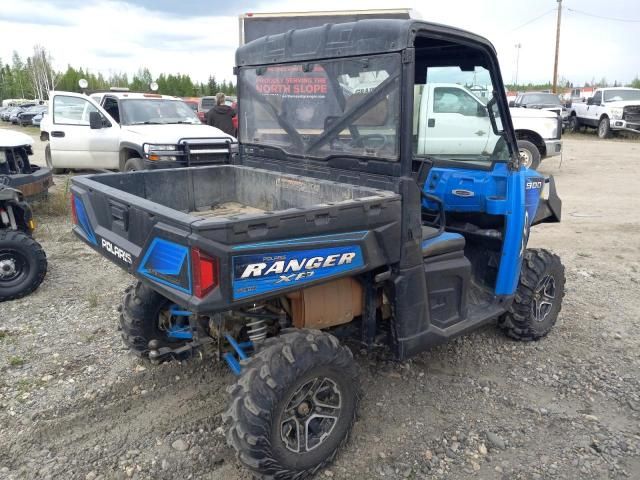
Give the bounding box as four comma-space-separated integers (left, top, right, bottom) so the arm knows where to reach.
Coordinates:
0, 0, 639, 87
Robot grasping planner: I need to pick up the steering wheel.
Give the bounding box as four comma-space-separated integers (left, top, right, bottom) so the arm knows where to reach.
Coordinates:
350, 134, 388, 152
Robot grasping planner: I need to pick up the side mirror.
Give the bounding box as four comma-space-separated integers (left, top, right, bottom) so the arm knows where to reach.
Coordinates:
508, 100, 515, 107
89, 111, 103, 129
586, 97, 593, 105
477, 104, 488, 117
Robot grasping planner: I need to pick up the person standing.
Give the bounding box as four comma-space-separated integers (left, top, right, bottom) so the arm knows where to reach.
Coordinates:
206, 92, 236, 137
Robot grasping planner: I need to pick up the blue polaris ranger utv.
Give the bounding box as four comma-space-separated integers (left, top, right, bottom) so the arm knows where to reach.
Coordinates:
70, 19, 564, 479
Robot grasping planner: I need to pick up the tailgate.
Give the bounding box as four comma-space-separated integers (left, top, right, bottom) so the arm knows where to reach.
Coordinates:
70, 173, 195, 272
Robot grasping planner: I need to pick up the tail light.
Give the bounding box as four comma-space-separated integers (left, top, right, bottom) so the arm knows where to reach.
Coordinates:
71, 194, 78, 224
191, 247, 219, 298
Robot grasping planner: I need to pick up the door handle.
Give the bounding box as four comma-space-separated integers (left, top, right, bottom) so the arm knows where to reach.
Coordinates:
51, 131, 65, 138
427, 118, 435, 128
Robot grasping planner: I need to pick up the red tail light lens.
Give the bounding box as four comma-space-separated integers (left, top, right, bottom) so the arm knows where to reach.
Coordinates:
191, 248, 218, 298
70, 194, 78, 224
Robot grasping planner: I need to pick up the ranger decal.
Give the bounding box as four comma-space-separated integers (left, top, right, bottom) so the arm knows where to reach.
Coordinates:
232, 246, 363, 300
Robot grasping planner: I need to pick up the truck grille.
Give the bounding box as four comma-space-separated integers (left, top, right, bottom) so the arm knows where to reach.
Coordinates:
623, 106, 640, 123
179, 138, 234, 165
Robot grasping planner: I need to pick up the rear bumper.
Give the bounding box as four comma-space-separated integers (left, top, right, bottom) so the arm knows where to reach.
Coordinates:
544, 139, 562, 158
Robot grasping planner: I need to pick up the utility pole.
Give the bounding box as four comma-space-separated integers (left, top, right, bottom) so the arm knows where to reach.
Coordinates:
514, 43, 522, 86
552, 0, 562, 93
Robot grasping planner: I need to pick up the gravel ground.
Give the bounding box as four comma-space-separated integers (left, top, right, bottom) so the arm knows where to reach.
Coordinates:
1, 128, 640, 480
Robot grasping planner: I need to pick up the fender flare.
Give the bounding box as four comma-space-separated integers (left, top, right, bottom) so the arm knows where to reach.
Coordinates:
119, 142, 144, 171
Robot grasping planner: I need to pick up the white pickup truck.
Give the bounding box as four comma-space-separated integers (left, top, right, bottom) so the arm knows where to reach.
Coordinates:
414, 83, 562, 169
568, 87, 640, 138
40, 90, 235, 173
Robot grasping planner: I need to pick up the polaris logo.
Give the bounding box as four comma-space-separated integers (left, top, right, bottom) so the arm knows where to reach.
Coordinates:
101, 238, 132, 264
526, 180, 543, 190
240, 252, 357, 280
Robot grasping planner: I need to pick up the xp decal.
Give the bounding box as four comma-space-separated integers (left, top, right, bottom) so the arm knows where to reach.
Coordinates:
232, 245, 364, 300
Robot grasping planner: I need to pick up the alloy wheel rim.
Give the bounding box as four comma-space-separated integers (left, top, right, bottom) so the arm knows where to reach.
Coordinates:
0, 250, 27, 283
280, 376, 342, 453
533, 274, 556, 322
519, 148, 532, 168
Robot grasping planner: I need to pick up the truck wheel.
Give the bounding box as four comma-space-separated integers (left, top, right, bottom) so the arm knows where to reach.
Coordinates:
45, 144, 68, 175
568, 115, 581, 133
517, 140, 541, 170
124, 157, 145, 172
499, 249, 565, 341
598, 117, 611, 139
225, 329, 359, 479
0, 230, 47, 302
118, 281, 189, 359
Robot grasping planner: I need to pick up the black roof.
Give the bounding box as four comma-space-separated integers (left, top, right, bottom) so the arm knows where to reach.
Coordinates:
235, 19, 496, 67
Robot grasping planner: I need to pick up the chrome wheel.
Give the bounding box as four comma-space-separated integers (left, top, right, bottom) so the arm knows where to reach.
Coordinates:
280, 376, 342, 453
533, 274, 556, 322
519, 148, 533, 168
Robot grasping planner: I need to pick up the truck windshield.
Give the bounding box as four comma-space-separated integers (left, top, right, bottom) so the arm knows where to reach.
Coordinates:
238, 54, 401, 161
121, 99, 201, 125
603, 89, 640, 102
521, 93, 561, 105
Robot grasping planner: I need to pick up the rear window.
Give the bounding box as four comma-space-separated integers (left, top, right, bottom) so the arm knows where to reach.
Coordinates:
201, 97, 216, 110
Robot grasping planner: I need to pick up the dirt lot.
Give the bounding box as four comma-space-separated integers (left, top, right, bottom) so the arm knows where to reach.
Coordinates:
1, 126, 640, 480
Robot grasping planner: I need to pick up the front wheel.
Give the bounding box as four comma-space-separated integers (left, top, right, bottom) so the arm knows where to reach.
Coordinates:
517, 140, 541, 170
499, 249, 565, 341
123, 157, 145, 172
0, 230, 47, 302
598, 116, 612, 139
225, 329, 359, 479
568, 115, 581, 133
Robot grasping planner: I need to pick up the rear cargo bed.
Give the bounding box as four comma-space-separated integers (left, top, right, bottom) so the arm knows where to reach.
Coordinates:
89, 165, 390, 221
71, 165, 401, 310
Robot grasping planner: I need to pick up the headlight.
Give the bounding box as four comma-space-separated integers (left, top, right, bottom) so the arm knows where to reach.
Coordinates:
143, 144, 177, 153
543, 118, 558, 138
610, 107, 623, 120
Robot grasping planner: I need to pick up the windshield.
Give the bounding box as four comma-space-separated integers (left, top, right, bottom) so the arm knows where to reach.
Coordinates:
239, 54, 401, 161
120, 99, 201, 125
604, 89, 640, 102
521, 93, 561, 105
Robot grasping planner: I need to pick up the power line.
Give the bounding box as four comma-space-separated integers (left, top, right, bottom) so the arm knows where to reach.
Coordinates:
510, 8, 556, 31
566, 7, 640, 23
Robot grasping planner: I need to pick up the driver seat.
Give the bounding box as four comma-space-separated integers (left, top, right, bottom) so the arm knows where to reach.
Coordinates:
421, 226, 465, 258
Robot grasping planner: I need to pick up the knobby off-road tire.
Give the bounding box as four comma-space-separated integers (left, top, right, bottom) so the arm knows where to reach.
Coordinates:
118, 281, 187, 358
499, 248, 565, 341
0, 230, 47, 302
517, 140, 541, 170
225, 329, 360, 479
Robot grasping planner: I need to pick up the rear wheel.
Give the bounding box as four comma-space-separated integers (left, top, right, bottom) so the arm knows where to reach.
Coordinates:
45, 144, 68, 174
123, 157, 145, 172
0, 230, 47, 302
118, 281, 189, 359
225, 329, 359, 479
517, 140, 541, 170
598, 116, 612, 139
499, 249, 565, 341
